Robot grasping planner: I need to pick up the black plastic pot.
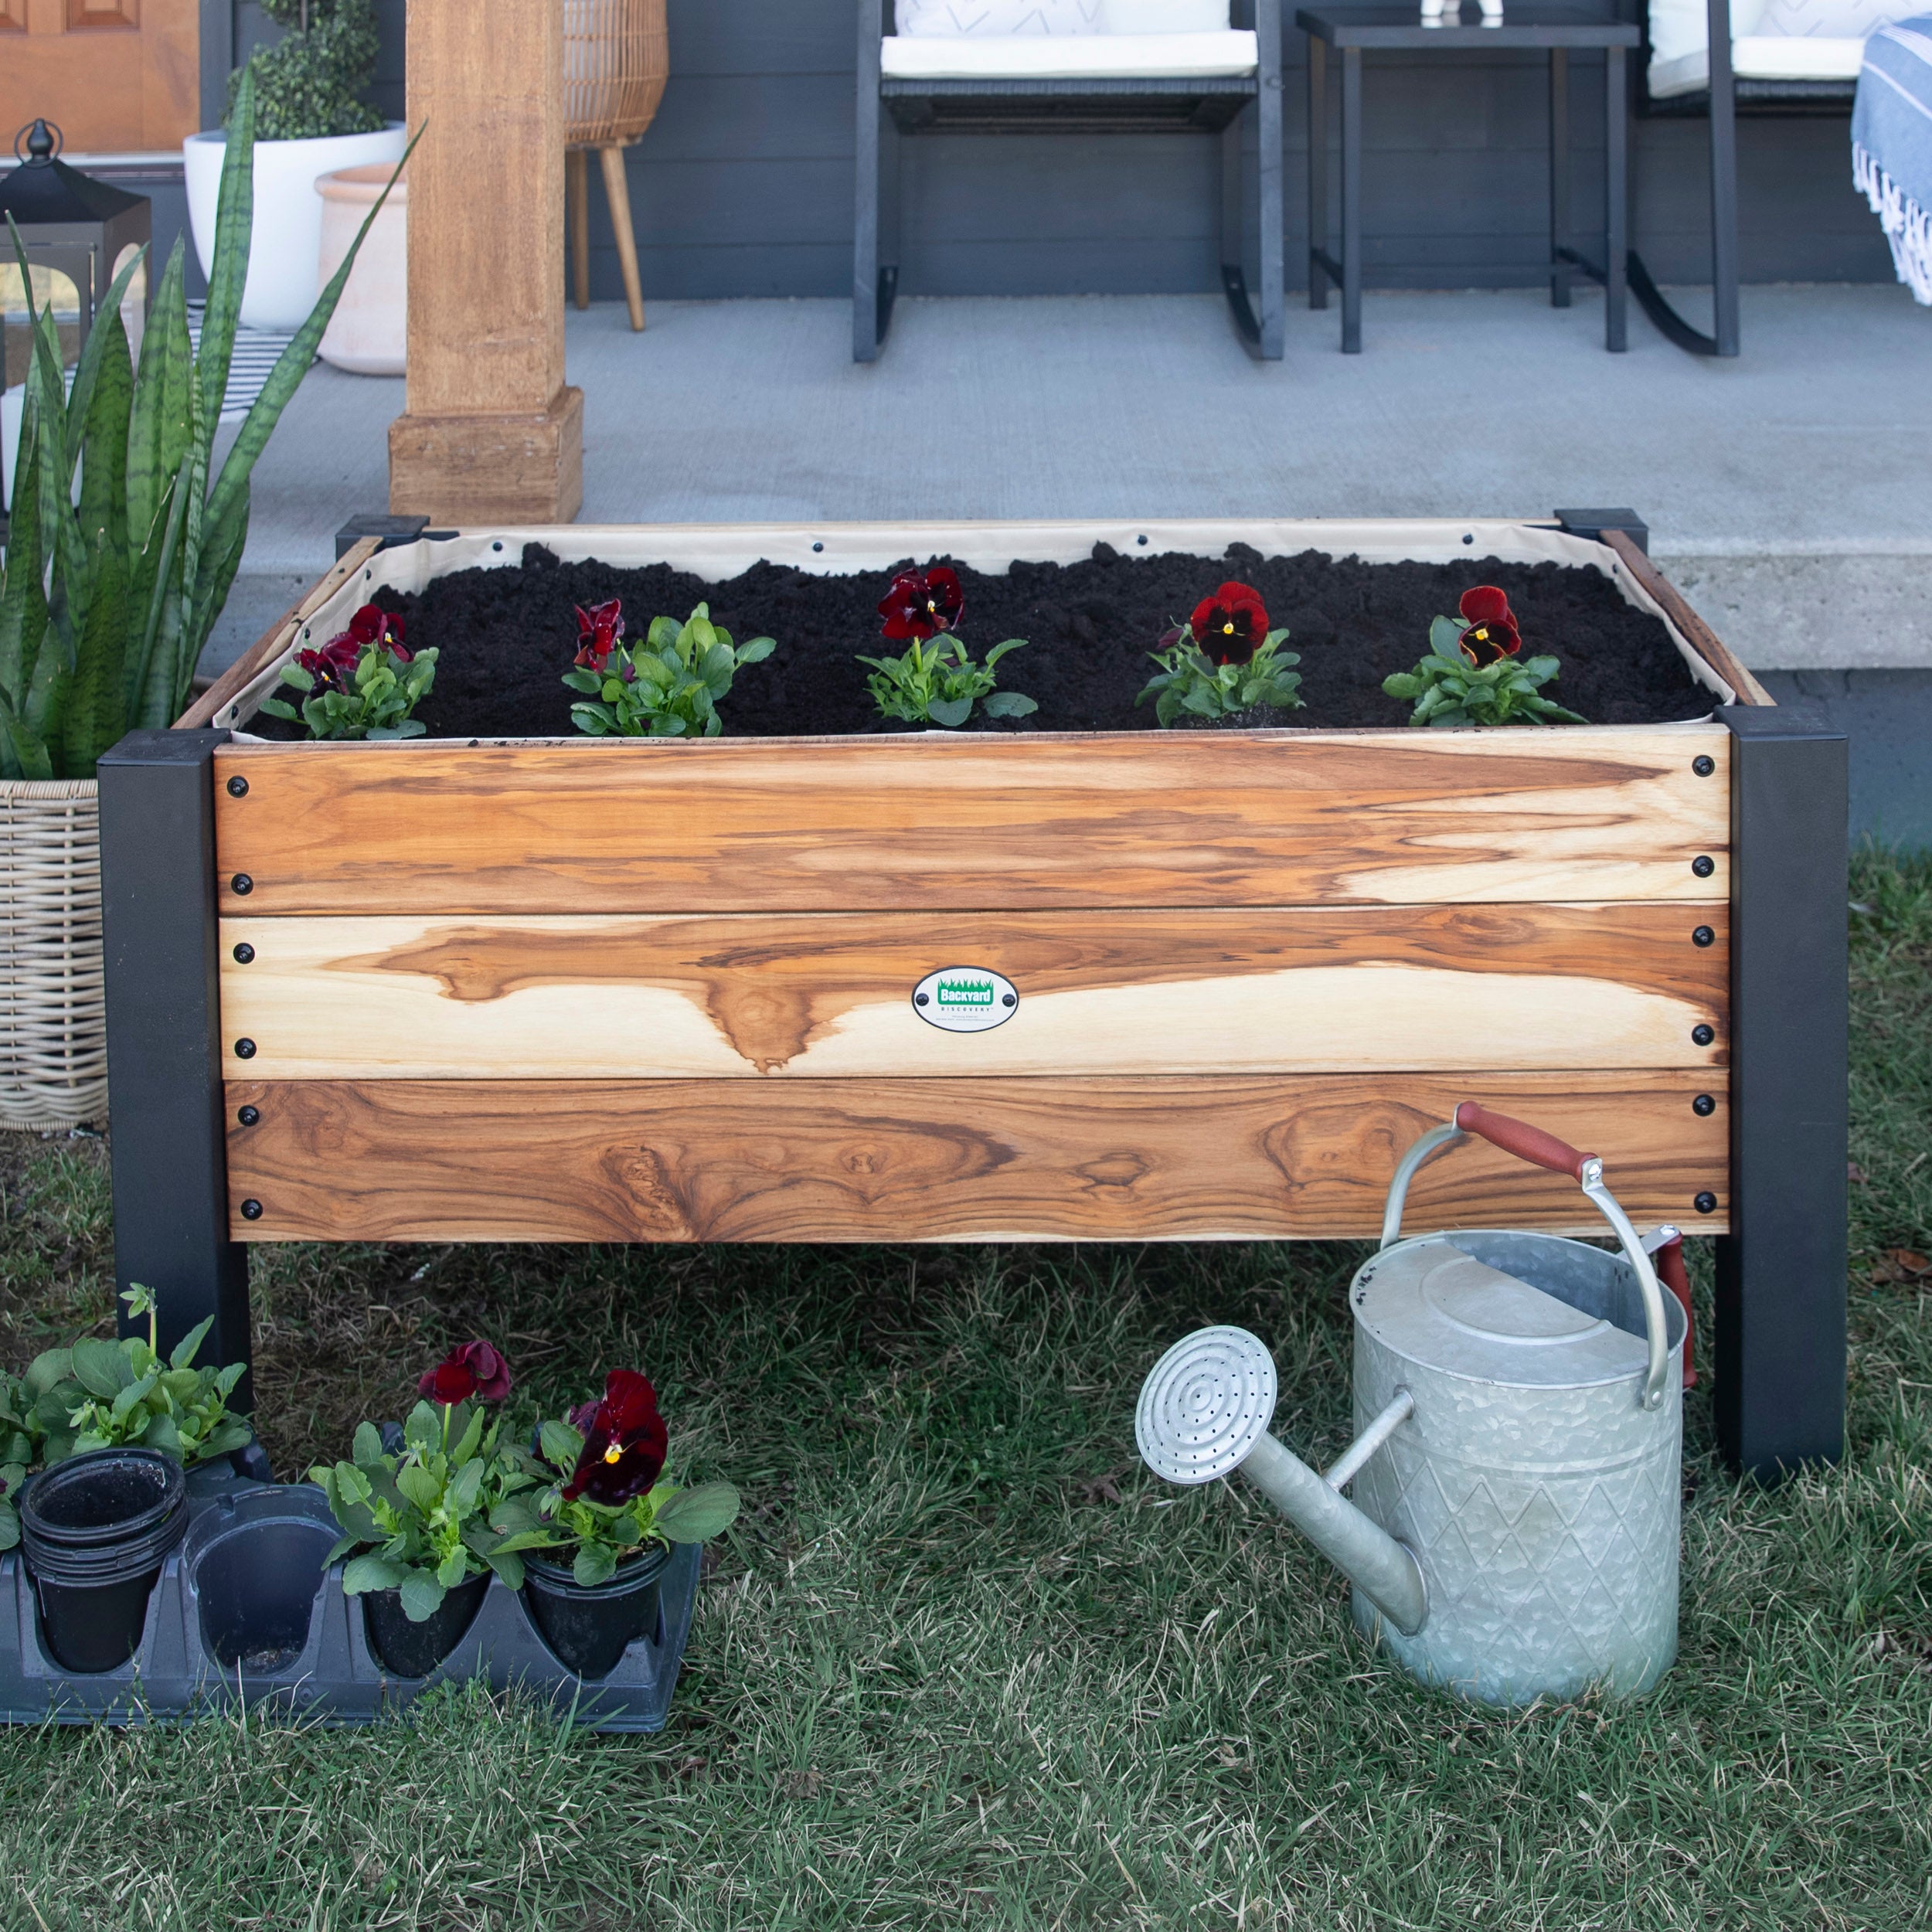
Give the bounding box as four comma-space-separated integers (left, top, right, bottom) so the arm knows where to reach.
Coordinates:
522, 1544, 670, 1679
20, 1449, 188, 1673
193, 1514, 338, 1672
362, 1570, 491, 1678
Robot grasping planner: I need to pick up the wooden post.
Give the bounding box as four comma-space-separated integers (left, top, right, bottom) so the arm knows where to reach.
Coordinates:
388, 0, 584, 523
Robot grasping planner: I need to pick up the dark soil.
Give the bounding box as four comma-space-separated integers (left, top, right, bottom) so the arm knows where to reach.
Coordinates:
257, 541, 1715, 739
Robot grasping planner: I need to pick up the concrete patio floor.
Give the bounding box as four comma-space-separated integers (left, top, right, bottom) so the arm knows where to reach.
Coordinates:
210, 281, 1932, 838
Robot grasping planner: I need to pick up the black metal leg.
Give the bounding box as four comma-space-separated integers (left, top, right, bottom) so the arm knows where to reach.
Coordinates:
1549, 48, 1571, 309
99, 730, 252, 1409
1340, 45, 1362, 352
1308, 33, 1329, 310
853, 0, 883, 362
1628, 0, 1741, 355
1715, 703, 1849, 1477
1221, 116, 1263, 349
1605, 46, 1627, 352
1253, 0, 1284, 360
1707, 0, 1740, 355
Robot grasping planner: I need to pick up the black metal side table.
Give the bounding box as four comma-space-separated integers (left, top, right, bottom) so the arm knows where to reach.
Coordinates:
1297, 2, 1641, 352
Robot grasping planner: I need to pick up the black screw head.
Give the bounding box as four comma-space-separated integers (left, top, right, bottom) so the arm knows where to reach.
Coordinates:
1461, 532, 1474, 545
230, 872, 253, 896
226, 775, 249, 798
1693, 755, 1716, 777
1694, 1192, 1718, 1216
1692, 1093, 1716, 1116
233, 1038, 257, 1060
914, 992, 929, 1007
1692, 855, 1714, 878
1692, 1023, 1716, 1046
240, 1199, 264, 1220
1002, 992, 1017, 1007
1136, 534, 1148, 546
811, 540, 825, 553
233, 941, 255, 964
237, 1105, 260, 1128
1692, 926, 1716, 948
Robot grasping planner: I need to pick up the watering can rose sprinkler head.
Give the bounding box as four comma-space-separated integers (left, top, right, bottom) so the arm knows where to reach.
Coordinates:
1134, 1326, 1430, 1637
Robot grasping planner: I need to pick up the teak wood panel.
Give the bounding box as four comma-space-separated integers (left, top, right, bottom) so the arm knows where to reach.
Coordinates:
217, 905, 1729, 1080
223, 1073, 1730, 1243
210, 728, 1732, 915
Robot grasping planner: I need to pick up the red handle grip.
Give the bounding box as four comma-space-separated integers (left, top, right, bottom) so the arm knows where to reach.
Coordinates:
1454, 1102, 1593, 1182
1653, 1233, 1697, 1389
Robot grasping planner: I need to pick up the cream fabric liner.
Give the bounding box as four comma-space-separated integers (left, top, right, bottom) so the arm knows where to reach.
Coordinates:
1650, 34, 1867, 94
218, 517, 1736, 735
880, 29, 1257, 77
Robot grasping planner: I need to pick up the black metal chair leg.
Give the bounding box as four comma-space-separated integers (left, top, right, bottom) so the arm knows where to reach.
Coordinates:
854, 0, 884, 362
1629, 0, 1740, 355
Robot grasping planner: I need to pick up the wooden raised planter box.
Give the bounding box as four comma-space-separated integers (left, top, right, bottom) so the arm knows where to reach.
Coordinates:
98, 518, 1847, 1476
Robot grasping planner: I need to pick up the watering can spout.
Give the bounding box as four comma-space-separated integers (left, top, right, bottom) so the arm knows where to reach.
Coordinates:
1136, 1328, 1428, 1637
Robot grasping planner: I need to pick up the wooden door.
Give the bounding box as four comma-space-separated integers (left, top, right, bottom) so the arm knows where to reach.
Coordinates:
1, 0, 200, 155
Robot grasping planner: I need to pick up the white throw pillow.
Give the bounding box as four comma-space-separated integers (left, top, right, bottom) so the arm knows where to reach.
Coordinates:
1100, 0, 1233, 29
896, 0, 1103, 32
1753, 0, 1912, 34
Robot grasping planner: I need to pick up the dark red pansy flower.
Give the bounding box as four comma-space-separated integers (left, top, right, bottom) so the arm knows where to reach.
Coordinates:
574, 599, 624, 670
878, 566, 964, 643
1454, 585, 1522, 668
417, 1339, 512, 1407
295, 634, 362, 695
338, 603, 411, 662
562, 1369, 668, 1506
1187, 582, 1270, 666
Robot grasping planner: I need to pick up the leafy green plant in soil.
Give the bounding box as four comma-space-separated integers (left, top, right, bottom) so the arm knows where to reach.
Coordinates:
0, 849, 1924, 1929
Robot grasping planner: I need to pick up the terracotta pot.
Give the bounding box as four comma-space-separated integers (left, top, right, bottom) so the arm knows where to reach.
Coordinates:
183, 124, 406, 334
315, 163, 408, 376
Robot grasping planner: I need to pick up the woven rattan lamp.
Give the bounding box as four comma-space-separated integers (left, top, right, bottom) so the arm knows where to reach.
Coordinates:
563, 0, 668, 332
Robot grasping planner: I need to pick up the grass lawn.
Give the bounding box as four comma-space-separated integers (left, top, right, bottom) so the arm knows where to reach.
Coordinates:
0, 849, 1927, 1931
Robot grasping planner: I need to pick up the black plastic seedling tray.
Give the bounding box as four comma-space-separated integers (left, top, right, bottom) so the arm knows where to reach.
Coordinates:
0, 1473, 699, 1730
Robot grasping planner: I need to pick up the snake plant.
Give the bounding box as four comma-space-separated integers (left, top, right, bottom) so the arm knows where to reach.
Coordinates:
0, 70, 412, 780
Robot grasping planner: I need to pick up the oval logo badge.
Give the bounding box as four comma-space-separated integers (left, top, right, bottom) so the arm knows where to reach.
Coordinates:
912, 966, 1018, 1033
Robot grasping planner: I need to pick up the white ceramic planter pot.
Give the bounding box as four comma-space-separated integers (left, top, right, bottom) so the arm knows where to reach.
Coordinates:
183, 123, 406, 333
316, 165, 407, 375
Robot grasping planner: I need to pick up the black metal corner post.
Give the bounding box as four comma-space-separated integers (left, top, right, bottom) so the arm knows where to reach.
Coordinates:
98, 730, 252, 1408
1220, 0, 1284, 359
1716, 702, 1848, 1477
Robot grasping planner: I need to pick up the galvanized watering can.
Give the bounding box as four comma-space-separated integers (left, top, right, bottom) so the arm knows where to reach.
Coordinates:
1136, 1103, 1692, 1706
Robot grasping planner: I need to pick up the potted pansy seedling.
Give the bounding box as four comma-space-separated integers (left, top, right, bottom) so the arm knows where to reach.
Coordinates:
1137, 581, 1302, 726
311, 1340, 546, 1677
258, 603, 437, 740
563, 599, 774, 738
490, 1369, 740, 1679
1383, 587, 1586, 727
859, 566, 1036, 729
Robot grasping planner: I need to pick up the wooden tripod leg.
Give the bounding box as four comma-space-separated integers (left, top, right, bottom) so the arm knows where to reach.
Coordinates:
566, 148, 590, 311
599, 144, 645, 332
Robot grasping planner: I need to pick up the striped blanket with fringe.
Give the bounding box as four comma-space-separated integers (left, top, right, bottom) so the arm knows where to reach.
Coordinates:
1854, 15, 1932, 303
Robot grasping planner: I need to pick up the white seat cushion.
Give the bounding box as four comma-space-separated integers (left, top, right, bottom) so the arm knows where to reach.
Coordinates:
1647, 0, 1916, 94
896, 1, 1103, 32
1651, 32, 1869, 90
881, 28, 1258, 77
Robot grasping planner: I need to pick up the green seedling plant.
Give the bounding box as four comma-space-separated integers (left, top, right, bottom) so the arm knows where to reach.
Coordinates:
0, 72, 415, 779
563, 599, 774, 739
1137, 581, 1301, 727
487, 1369, 740, 1588
859, 566, 1035, 729
258, 604, 436, 739
15, 1285, 250, 1468
311, 1342, 546, 1621
1383, 585, 1586, 727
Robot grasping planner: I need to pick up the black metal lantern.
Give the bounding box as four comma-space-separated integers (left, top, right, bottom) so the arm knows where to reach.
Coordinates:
2, 118, 152, 362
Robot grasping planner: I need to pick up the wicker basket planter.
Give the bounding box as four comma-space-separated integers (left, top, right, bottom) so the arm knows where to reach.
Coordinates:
98, 517, 1849, 1478
0, 779, 107, 1131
